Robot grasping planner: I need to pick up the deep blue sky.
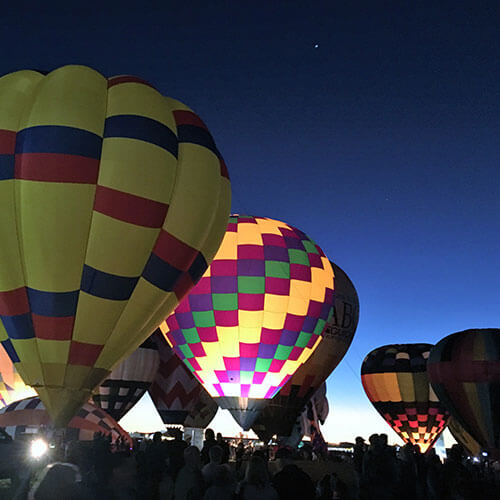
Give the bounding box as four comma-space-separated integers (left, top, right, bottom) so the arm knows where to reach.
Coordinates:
3, 2, 499, 441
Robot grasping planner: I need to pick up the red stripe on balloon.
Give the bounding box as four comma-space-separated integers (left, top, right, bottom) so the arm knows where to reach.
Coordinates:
94, 185, 169, 228
0, 130, 16, 154
173, 110, 209, 131
428, 361, 500, 383
68, 341, 103, 366
107, 75, 156, 90
153, 230, 196, 271
32, 314, 74, 341
0, 288, 30, 316
15, 153, 99, 183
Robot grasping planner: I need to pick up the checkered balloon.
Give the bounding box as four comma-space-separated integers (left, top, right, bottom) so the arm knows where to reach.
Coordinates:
160, 215, 335, 429
0, 396, 132, 444
361, 343, 450, 453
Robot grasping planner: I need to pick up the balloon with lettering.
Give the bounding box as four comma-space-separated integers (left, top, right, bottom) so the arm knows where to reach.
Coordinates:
427, 329, 500, 459
0, 345, 36, 407
252, 262, 358, 438
0, 396, 132, 445
149, 329, 203, 424
92, 337, 160, 421
361, 343, 450, 453
161, 215, 335, 429
0, 65, 231, 426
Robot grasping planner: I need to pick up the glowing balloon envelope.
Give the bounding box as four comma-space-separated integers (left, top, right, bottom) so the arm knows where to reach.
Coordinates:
361, 343, 449, 453
0, 345, 36, 406
161, 215, 335, 429
427, 328, 500, 459
0, 396, 131, 445
252, 261, 358, 437
92, 337, 160, 421
0, 65, 231, 426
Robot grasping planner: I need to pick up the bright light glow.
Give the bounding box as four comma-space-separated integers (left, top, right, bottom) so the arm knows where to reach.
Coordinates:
30, 438, 48, 459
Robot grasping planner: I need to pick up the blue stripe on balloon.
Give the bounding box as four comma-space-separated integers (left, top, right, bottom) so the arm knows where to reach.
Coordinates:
177, 124, 220, 158
104, 115, 178, 158
0, 155, 14, 180
15, 126, 102, 158
1, 339, 20, 363
26, 288, 79, 317
1, 313, 35, 339
81, 265, 139, 300
142, 254, 182, 292
188, 252, 208, 283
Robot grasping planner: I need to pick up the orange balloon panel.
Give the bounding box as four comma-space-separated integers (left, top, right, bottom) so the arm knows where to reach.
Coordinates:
0, 346, 36, 407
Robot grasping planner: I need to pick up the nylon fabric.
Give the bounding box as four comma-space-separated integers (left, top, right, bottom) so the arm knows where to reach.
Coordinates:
0, 65, 231, 426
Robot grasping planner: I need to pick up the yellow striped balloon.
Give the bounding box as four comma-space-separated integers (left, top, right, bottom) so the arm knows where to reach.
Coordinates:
0, 65, 231, 426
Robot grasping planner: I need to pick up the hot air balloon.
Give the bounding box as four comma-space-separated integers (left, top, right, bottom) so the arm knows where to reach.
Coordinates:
0, 345, 37, 407
266, 383, 330, 448
427, 329, 500, 459
149, 330, 203, 424
160, 215, 335, 429
92, 337, 160, 421
361, 344, 449, 453
0, 65, 231, 426
448, 416, 481, 457
183, 388, 218, 429
252, 262, 358, 438
0, 396, 132, 445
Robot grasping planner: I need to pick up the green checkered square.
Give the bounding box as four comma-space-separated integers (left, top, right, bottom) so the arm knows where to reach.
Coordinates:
265, 261, 290, 279
183, 327, 201, 344
314, 318, 326, 335
179, 344, 194, 359
238, 276, 265, 294
192, 310, 216, 328
255, 359, 272, 372
275, 345, 293, 360
302, 240, 318, 254
288, 249, 309, 265
184, 359, 196, 372
241, 371, 253, 384
295, 331, 312, 348
212, 293, 238, 311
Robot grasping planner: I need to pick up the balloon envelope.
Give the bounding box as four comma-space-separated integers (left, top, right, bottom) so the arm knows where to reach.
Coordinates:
361, 343, 449, 453
0, 65, 231, 426
0, 396, 131, 445
149, 330, 203, 425
0, 345, 37, 406
427, 328, 500, 459
92, 337, 160, 421
183, 388, 218, 429
448, 416, 482, 457
161, 215, 335, 429
252, 262, 358, 437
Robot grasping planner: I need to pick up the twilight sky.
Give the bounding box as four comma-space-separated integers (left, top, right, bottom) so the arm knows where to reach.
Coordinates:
3, 2, 499, 443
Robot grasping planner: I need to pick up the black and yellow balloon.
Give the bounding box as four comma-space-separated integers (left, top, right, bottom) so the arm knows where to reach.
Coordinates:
0, 65, 231, 426
361, 344, 450, 453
